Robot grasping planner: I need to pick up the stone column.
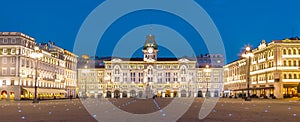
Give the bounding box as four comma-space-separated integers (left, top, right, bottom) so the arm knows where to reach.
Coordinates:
274, 82, 283, 98
265, 89, 270, 97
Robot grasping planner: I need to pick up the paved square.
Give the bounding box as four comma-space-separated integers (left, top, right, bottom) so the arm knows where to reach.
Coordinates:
0, 98, 299, 122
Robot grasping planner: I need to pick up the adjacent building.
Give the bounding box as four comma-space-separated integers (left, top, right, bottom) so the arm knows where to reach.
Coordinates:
224, 38, 300, 98
77, 34, 224, 98
0, 32, 77, 100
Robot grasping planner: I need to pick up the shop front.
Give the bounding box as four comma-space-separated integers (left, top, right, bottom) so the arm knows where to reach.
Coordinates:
22, 87, 67, 100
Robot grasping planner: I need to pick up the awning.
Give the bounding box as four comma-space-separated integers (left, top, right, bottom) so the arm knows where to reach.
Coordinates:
23, 87, 67, 94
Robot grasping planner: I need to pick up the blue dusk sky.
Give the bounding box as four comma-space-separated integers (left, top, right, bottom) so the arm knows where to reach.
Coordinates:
0, 0, 299, 63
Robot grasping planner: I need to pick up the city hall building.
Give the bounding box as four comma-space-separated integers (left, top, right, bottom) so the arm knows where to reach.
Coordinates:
0, 32, 77, 100
224, 37, 300, 99
77, 35, 224, 98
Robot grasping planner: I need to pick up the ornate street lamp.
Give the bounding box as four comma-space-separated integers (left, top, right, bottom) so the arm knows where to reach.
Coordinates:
242, 46, 254, 101
204, 65, 211, 98
30, 46, 43, 103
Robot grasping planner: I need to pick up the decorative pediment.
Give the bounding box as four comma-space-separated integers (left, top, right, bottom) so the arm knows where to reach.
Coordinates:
178, 58, 190, 62
111, 58, 122, 63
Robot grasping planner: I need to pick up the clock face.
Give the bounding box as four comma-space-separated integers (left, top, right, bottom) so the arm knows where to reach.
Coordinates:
147, 48, 153, 54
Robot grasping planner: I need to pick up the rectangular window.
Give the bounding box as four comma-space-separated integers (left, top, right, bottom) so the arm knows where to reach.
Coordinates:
11, 80, 14, 85
3, 38, 8, 44
2, 80, 6, 86
2, 68, 7, 75
10, 68, 15, 75
21, 59, 24, 67
11, 57, 15, 64
2, 58, 7, 64
173, 78, 178, 82
11, 38, 16, 44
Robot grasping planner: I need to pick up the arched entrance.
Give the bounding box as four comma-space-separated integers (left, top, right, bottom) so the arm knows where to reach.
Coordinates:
214, 90, 219, 97
181, 90, 187, 97
130, 90, 136, 98
198, 90, 203, 97
122, 91, 127, 98
138, 91, 143, 98
106, 91, 112, 98
114, 90, 120, 98
1, 90, 7, 99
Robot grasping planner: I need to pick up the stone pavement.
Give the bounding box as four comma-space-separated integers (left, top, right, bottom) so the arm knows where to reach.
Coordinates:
0, 98, 299, 122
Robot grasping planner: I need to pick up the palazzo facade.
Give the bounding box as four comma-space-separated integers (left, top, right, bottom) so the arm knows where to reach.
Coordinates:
224, 38, 300, 98
0, 32, 77, 100
77, 35, 224, 98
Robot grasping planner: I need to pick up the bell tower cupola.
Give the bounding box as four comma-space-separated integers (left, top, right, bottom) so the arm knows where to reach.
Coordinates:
142, 34, 158, 62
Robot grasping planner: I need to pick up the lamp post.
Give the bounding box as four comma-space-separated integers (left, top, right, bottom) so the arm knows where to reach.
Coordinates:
204, 65, 211, 98
30, 46, 43, 103
242, 46, 254, 101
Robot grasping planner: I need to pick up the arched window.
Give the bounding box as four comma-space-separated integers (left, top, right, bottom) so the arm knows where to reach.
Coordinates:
271, 50, 274, 56
283, 49, 287, 55
148, 68, 153, 75
293, 49, 297, 55
289, 74, 292, 79
283, 74, 287, 79
294, 74, 297, 79
288, 49, 292, 55
181, 66, 187, 75
114, 66, 120, 75
283, 61, 286, 66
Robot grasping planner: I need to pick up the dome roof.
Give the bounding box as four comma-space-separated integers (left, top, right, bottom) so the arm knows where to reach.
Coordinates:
143, 34, 158, 50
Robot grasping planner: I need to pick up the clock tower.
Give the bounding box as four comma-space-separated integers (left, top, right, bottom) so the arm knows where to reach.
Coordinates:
142, 34, 158, 62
